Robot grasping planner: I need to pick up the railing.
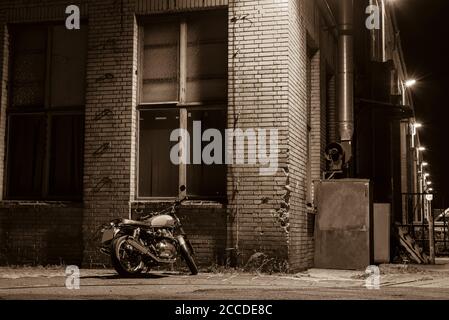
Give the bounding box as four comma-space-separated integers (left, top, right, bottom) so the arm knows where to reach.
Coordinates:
434, 209, 449, 256
400, 193, 448, 257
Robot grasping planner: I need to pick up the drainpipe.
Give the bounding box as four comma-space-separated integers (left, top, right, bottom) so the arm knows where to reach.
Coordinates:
337, 0, 354, 164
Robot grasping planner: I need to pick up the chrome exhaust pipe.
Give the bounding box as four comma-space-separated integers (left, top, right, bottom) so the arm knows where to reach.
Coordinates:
126, 238, 176, 264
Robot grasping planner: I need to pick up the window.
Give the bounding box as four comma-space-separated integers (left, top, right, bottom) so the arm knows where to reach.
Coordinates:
138, 11, 227, 199
6, 24, 87, 200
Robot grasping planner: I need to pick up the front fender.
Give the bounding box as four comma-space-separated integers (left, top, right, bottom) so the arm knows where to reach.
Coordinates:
177, 235, 195, 256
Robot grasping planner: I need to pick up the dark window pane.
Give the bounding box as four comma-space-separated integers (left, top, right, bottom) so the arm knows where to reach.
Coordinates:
142, 23, 179, 103
187, 13, 227, 102
139, 109, 179, 197
187, 109, 226, 198
50, 26, 87, 107
48, 115, 84, 199
187, 12, 228, 42
7, 115, 46, 199
10, 26, 47, 107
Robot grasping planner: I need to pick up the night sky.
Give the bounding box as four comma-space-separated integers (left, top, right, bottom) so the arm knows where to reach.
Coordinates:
395, 0, 449, 209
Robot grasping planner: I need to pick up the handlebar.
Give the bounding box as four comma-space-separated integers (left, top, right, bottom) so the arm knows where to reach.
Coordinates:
174, 196, 188, 206
139, 196, 188, 220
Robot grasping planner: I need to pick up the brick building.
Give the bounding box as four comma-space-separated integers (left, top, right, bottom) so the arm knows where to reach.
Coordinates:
0, 0, 420, 271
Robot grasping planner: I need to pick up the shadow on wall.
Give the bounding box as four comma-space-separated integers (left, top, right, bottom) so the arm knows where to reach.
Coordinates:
0, 204, 84, 266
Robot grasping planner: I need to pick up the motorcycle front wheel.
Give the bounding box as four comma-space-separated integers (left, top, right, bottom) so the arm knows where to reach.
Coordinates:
180, 240, 198, 275
111, 235, 145, 277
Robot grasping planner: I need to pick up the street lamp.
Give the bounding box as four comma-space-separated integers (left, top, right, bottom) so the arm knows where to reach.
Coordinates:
418, 146, 426, 152
427, 181, 432, 186
422, 162, 429, 167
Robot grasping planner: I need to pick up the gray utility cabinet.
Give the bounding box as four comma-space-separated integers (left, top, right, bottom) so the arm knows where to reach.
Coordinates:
314, 179, 373, 270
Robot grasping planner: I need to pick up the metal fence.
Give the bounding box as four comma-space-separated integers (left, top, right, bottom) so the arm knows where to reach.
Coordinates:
401, 193, 449, 257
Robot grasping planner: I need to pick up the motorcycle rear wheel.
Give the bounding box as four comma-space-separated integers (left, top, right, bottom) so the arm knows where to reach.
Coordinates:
180, 241, 198, 275
111, 235, 145, 277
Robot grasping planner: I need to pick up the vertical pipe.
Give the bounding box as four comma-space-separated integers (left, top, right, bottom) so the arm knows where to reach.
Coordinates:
337, 0, 354, 161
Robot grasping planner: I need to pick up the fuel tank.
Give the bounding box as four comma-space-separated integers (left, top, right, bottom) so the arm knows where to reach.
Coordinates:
149, 215, 176, 228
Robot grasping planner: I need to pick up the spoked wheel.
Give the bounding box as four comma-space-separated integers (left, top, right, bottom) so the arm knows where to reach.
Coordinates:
111, 235, 145, 277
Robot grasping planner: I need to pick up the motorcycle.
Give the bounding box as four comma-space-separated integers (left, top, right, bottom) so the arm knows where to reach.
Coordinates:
100, 185, 198, 276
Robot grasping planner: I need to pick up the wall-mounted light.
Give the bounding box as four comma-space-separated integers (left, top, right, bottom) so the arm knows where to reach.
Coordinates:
410, 122, 422, 137
405, 79, 417, 88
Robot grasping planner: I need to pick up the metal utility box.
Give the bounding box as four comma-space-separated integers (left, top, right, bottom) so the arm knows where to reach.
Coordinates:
314, 179, 373, 270
373, 203, 391, 264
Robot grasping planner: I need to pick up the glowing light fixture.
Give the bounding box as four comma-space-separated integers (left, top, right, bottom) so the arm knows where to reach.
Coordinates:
405, 79, 417, 87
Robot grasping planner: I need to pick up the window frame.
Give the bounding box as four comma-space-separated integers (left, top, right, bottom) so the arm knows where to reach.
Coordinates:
5, 23, 86, 201
136, 11, 228, 201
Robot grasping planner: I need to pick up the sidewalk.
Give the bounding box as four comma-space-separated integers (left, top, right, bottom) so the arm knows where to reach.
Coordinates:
1, 264, 449, 299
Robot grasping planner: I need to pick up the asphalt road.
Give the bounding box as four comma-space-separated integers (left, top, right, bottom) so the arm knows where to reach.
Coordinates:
1, 268, 449, 300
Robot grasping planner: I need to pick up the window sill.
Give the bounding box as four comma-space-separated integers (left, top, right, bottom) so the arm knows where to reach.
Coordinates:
0, 200, 83, 209
131, 200, 225, 209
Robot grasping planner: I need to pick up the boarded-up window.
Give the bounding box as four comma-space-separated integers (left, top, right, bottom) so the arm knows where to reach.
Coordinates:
138, 11, 227, 199
6, 24, 86, 200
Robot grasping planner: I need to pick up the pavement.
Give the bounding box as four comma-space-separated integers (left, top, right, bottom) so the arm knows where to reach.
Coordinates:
2, 261, 449, 300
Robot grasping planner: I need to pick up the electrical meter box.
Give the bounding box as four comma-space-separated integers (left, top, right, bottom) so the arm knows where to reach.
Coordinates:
314, 179, 373, 270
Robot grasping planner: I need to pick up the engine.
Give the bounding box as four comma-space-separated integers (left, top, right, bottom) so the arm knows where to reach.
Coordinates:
155, 240, 177, 259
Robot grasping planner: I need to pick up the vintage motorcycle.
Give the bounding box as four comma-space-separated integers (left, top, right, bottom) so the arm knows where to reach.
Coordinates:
100, 186, 198, 276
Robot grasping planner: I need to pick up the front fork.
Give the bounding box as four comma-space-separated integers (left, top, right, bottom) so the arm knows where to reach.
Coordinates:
177, 234, 195, 256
